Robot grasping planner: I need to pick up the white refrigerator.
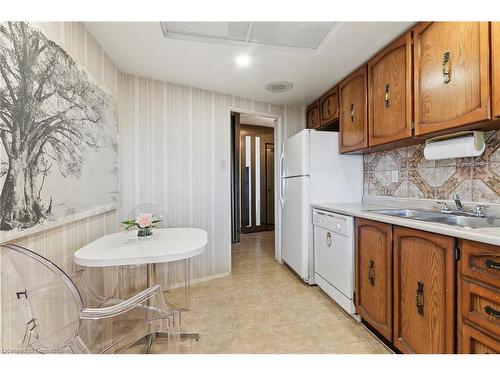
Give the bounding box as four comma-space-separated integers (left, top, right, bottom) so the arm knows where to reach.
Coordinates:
279, 129, 362, 284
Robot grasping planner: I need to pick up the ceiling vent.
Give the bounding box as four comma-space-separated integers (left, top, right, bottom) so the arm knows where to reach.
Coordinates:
265, 81, 294, 93
160, 22, 338, 51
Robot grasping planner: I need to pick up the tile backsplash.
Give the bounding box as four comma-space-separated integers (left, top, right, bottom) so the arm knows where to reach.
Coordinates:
363, 130, 500, 203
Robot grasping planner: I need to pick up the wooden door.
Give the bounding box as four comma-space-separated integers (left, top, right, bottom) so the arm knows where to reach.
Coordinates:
368, 32, 412, 146
319, 86, 339, 126
339, 66, 368, 153
306, 100, 320, 129
355, 219, 392, 341
413, 22, 490, 136
240, 125, 274, 233
393, 226, 456, 353
492, 22, 500, 118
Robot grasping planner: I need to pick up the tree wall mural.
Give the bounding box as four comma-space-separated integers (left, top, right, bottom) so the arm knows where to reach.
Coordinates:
0, 22, 118, 238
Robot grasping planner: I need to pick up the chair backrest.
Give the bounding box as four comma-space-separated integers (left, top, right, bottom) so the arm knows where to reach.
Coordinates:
129, 203, 166, 228
1, 244, 84, 353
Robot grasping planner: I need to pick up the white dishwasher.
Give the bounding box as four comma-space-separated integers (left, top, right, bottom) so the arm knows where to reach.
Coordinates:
313, 209, 358, 319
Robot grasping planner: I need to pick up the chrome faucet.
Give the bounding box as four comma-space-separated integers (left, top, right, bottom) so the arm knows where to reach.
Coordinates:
453, 194, 464, 212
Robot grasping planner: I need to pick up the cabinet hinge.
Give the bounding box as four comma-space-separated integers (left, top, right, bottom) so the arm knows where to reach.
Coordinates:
454, 246, 461, 261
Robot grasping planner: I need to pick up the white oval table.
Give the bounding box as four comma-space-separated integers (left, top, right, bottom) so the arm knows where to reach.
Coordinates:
74, 227, 208, 352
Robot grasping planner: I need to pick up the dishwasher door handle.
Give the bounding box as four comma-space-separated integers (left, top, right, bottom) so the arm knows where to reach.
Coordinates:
326, 232, 332, 247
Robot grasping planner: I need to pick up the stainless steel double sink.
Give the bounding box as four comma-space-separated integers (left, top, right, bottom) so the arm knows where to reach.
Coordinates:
366, 208, 500, 229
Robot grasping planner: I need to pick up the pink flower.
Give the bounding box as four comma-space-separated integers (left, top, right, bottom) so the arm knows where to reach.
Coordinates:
136, 213, 153, 229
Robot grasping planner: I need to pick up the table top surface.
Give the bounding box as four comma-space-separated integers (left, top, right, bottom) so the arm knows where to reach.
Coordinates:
74, 228, 208, 267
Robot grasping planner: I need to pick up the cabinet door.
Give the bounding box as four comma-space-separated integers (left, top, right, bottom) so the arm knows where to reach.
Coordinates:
355, 218, 392, 341
320, 86, 339, 126
413, 22, 490, 136
307, 100, 320, 129
462, 324, 500, 354
492, 22, 500, 118
393, 226, 456, 353
368, 32, 412, 146
339, 66, 368, 153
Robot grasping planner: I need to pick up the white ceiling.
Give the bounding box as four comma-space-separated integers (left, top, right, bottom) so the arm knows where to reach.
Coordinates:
85, 22, 414, 106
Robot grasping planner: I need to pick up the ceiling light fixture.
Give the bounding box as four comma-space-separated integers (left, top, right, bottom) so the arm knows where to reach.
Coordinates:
235, 55, 251, 67
265, 81, 294, 93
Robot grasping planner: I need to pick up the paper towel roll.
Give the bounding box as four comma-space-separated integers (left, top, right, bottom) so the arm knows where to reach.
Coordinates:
423, 132, 485, 160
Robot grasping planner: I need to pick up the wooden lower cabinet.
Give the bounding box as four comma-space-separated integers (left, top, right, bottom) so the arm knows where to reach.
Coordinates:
462, 324, 500, 354
355, 219, 393, 341
459, 240, 500, 353
393, 226, 456, 353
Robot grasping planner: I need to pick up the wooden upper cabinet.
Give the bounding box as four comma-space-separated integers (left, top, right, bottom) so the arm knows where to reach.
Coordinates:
368, 32, 412, 146
413, 22, 491, 136
306, 100, 320, 129
492, 22, 500, 118
319, 86, 339, 126
393, 226, 456, 354
355, 219, 393, 341
339, 66, 368, 153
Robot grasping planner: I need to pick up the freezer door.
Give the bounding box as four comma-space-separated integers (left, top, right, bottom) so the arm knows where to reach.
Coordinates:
309, 130, 363, 204
281, 176, 310, 280
283, 129, 310, 177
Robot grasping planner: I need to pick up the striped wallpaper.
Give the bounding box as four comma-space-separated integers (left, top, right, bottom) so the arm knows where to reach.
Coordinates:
120, 74, 305, 281
1, 21, 122, 349
1, 22, 305, 349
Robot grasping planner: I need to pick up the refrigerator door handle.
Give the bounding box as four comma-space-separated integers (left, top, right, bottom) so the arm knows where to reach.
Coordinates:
279, 150, 285, 207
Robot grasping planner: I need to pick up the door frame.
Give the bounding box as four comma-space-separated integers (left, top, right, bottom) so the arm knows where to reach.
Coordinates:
226, 107, 283, 268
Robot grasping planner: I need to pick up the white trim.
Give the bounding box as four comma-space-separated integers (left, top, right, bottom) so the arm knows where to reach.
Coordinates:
169, 271, 231, 289
0, 204, 117, 244
226, 106, 283, 269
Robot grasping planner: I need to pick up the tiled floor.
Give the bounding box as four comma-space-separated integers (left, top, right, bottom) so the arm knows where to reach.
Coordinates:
126, 231, 390, 354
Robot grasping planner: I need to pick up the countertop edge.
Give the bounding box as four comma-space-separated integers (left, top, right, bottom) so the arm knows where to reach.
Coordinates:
311, 203, 500, 247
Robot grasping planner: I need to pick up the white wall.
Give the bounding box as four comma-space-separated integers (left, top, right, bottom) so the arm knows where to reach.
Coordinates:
120, 74, 305, 280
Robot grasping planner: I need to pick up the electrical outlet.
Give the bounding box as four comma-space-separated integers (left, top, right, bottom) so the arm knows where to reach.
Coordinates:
391, 170, 399, 183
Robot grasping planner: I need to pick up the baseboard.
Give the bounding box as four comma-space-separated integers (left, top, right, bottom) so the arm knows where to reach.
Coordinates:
169, 271, 231, 289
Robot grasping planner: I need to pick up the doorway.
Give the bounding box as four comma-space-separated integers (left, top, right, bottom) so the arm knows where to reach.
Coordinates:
230, 112, 276, 243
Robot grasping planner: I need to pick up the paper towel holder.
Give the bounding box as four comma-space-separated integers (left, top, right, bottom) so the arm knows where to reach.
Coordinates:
426, 131, 485, 149
424, 131, 486, 160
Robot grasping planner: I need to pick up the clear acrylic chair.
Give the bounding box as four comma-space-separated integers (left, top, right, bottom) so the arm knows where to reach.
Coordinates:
0, 244, 179, 354
128, 203, 166, 228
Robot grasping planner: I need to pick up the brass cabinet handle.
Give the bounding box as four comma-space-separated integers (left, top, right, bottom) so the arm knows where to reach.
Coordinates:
326, 232, 332, 247
368, 260, 375, 286
484, 306, 500, 319
442, 51, 451, 84
384, 84, 391, 108
416, 281, 424, 316
485, 259, 500, 270
350, 104, 355, 123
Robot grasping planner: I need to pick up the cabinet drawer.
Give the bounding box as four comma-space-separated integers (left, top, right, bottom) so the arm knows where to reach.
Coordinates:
462, 323, 500, 354
461, 240, 500, 288
462, 279, 500, 337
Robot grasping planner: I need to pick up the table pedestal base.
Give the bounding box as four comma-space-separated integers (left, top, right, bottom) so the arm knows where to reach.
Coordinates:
145, 261, 199, 353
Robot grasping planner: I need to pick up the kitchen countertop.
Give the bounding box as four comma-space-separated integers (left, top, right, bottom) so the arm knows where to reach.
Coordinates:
311, 202, 500, 247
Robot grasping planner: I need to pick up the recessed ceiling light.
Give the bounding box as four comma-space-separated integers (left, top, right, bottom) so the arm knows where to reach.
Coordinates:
265, 81, 294, 93
235, 55, 251, 67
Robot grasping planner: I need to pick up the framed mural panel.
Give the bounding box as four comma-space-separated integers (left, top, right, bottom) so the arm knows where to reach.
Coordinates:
0, 22, 118, 242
